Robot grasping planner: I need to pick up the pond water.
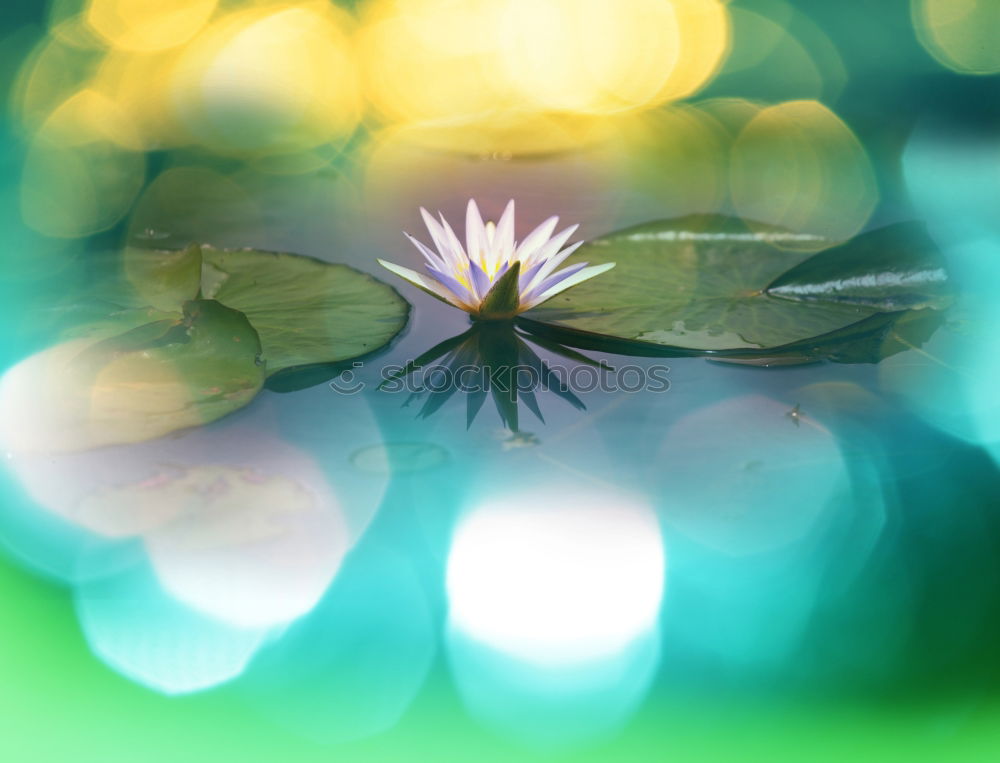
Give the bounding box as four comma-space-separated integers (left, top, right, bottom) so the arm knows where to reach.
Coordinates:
3, 129, 1000, 761
3, 5, 1000, 757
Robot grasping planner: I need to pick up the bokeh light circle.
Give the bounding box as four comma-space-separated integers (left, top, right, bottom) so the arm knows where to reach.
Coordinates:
730, 100, 877, 250
171, 4, 362, 155
447, 487, 665, 667
912, 0, 1000, 75
85, 0, 219, 52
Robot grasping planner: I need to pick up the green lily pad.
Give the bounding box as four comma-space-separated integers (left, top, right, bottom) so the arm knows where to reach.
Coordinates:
199, 246, 410, 376
61, 305, 182, 343
122, 243, 203, 311
525, 215, 951, 360
10, 299, 266, 452
517, 307, 945, 365
14, 242, 412, 446
766, 222, 951, 311
78, 299, 265, 437
36, 245, 201, 345
49, 245, 411, 380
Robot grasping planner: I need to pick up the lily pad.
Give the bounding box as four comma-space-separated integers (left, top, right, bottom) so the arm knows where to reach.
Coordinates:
518, 306, 947, 366
2, 300, 265, 453
50, 245, 411, 380
123, 243, 203, 311
11, 243, 412, 447
76, 299, 266, 441
37, 245, 202, 345
200, 246, 410, 376
525, 215, 950, 360
766, 222, 951, 311
62, 305, 183, 344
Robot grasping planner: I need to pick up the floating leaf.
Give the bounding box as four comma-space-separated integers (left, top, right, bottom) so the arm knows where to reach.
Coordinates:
709, 309, 947, 366
200, 246, 410, 376
1, 300, 264, 453
38, 249, 191, 342
525, 215, 950, 362
766, 222, 952, 310
74, 299, 265, 443
36, 245, 206, 348
122, 243, 203, 311
520, 306, 947, 366
41, 245, 409, 393
61, 305, 182, 344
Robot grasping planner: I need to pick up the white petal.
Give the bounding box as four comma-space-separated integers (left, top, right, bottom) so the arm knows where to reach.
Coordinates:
466, 199, 487, 270
520, 263, 615, 309
527, 223, 579, 270
493, 199, 516, 269
468, 260, 492, 300
378, 259, 471, 310
523, 240, 584, 294
420, 208, 461, 268
516, 215, 559, 266
483, 221, 497, 273
428, 264, 478, 305
438, 212, 468, 266
522, 262, 589, 302
405, 232, 446, 270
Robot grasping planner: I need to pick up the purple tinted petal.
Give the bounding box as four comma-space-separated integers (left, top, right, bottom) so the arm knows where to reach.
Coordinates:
521, 262, 588, 302
519, 260, 545, 290
438, 212, 468, 262
426, 264, 473, 304
522, 240, 583, 292
522, 262, 615, 309
469, 260, 491, 300
516, 215, 559, 264
405, 232, 446, 269
466, 199, 486, 264
419, 208, 448, 250
528, 223, 579, 267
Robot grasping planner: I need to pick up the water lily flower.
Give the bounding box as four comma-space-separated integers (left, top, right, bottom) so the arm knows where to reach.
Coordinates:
378, 200, 615, 320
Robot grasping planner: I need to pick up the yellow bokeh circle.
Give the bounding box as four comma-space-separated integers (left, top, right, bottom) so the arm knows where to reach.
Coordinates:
20, 89, 145, 239
171, 3, 362, 155
912, 0, 1000, 75
359, 0, 730, 129
85, 0, 219, 52
730, 100, 877, 250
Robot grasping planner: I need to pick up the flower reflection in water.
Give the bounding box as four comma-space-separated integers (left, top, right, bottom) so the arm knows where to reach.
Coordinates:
384, 319, 608, 432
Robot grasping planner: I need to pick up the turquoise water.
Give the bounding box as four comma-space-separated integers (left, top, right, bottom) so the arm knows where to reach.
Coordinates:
3, 1, 1000, 760
3, 134, 1000, 756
